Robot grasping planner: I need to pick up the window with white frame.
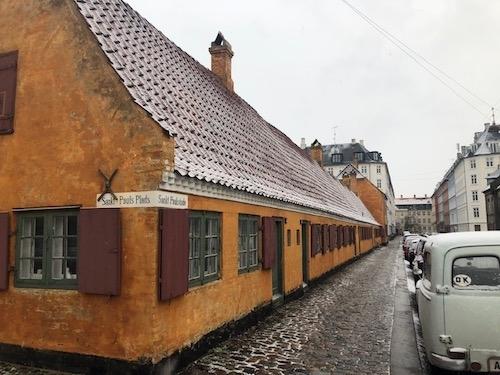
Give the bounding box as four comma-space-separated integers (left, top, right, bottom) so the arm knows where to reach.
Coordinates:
470, 159, 476, 169
376, 165, 381, 174
472, 191, 478, 201
471, 174, 477, 184
473, 207, 480, 218
487, 157, 494, 167
377, 179, 382, 188
361, 166, 367, 174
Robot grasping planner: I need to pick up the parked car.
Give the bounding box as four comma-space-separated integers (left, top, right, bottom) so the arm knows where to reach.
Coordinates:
402, 234, 419, 260
411, 237, 427, 278
416, 232, 500, 372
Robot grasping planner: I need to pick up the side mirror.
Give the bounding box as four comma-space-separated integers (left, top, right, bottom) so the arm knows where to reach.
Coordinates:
416, 279, 422, 289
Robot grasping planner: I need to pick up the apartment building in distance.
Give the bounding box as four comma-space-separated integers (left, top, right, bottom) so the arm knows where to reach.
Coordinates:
395, 195, 435, 234
304, 138, 396, 237
433, 120, 500, 232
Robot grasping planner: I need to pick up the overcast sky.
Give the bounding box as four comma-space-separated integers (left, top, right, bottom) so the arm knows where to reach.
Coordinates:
126, 0, 500, 197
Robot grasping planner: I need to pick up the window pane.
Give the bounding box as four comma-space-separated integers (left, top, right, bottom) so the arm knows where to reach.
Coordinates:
35, 217, 44, 236
21, 217, 33, 236
54, 216, 64, 236
189, 259, 200, 280
19, 259, 31, 279
67, 237, 78, 258
248, 235, 257, 250
52, 237, 64, 258
204, 255, 217, 276
65, 258, 77, 279
453, 256, 500, 288
249, 249, 258, 267
32, 259, 43, 279
67, 215, 77, 236
51, 258, 64, 280
34, 237, 44, 258
20, 238, 32, 258
239, 251, 247, 269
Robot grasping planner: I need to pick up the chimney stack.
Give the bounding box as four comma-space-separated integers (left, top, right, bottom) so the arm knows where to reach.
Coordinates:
209, 32, 234, 92
310, 140, 323, 167
300, 138, 306, 149
359, 139, 364, 146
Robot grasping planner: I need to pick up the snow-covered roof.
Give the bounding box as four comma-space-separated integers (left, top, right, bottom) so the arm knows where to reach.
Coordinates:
74, 0, 378, 225
395, 198, 432, 206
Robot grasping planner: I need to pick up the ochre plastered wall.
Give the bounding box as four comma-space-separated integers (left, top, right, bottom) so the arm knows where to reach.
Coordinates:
0, 0, 173, 361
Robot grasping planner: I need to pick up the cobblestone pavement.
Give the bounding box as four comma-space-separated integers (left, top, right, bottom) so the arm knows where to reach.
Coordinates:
0, 362, 70, 375
183, 241, 399, 375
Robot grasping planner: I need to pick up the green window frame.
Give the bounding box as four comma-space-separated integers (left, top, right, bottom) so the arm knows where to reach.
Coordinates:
15, 210, 78, 289
189, 211, 221, 287
238, 215, 259, 273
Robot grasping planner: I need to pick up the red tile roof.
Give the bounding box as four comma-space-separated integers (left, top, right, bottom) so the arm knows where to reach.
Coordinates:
74, 0, 378, 225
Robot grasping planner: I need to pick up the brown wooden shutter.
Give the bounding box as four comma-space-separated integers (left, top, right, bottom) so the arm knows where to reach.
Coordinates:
322, 224, 329, 253
0, 51, 18, 134
0, 213, 8, 291
310, 224, 320, 256
159, 208, 189, 301
344, 226, 349, 246
262, 217, 276, 269
337, 225, 342, 248
78, 208, 121, 296
329, 225, 335, 250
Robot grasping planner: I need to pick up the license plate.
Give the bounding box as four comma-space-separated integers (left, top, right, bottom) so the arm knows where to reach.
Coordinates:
489, 358, 500, 372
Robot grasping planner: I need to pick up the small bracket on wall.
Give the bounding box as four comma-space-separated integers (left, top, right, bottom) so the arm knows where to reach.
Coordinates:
97, 169, 118, 202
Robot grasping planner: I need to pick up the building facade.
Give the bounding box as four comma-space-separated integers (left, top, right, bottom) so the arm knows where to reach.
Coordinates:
433, 122, 500, 232
305, 139, 396, 238
0, 1, 383, 372
395, 196, 435, 233
338, 165, 388, 243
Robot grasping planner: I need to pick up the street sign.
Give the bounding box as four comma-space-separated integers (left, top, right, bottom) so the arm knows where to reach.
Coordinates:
96, 190, 188, 209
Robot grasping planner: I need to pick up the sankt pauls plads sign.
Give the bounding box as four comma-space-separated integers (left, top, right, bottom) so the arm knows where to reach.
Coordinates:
96, 191, 188, 209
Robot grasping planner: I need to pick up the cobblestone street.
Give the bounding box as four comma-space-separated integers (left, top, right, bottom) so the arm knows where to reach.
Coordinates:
0, 362, 69, 375
0, 241, 402, 375
183, 241, 399, 375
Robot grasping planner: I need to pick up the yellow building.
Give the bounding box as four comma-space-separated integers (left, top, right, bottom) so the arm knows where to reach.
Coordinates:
0, 0, 382, 372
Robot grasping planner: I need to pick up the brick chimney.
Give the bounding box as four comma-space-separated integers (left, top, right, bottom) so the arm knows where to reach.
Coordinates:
341, 171, 359, 194
310, 139, 323, 166
209, 32, 234, 92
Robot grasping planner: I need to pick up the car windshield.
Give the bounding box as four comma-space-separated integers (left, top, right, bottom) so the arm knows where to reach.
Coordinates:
452, 256, 500, 289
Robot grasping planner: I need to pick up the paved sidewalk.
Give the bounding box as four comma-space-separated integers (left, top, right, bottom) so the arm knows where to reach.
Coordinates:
184, 241, 401, 375
390, 250, 423, 375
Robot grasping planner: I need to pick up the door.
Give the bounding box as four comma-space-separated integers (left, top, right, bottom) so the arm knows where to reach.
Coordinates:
443, 246, 500, 351
272, 220, 284, 299
301, 221, 309, 284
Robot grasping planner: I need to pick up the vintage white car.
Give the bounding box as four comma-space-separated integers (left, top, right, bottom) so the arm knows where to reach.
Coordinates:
416, 232, 500, 372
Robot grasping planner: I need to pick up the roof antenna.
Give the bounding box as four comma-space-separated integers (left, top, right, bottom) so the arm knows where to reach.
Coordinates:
492, 107, 496, 125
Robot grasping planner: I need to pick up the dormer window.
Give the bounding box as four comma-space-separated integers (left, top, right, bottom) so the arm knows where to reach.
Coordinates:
371, 152, 380, 161
354, 152, 364, 162
332, 153, 343, 163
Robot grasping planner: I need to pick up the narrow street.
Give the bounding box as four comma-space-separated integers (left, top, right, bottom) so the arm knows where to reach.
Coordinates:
0, 239, 430, 375
183, 240, 405, 375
